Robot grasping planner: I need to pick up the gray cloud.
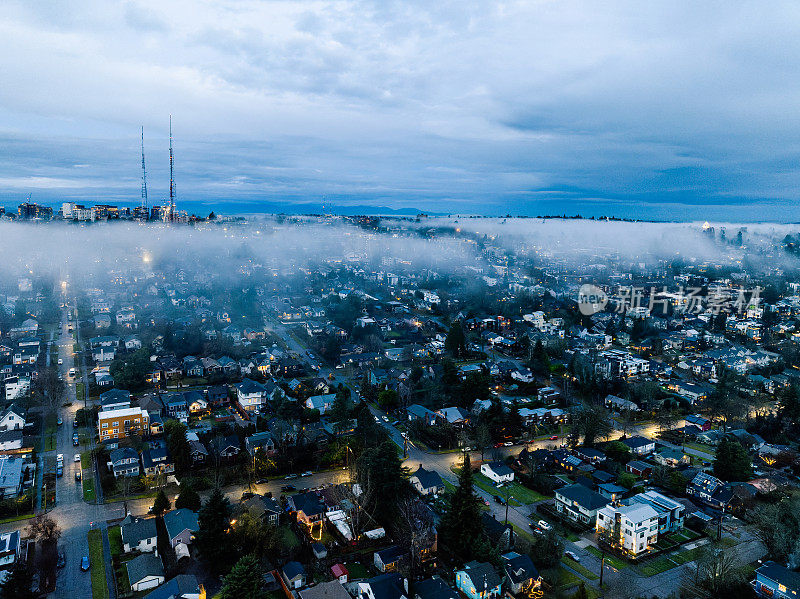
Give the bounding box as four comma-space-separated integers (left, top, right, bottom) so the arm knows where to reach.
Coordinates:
1, 1, 800, 218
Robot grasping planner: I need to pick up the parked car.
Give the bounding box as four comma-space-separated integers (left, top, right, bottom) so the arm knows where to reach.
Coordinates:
285, 473, 298, 480
503, 441, 513, 446
73, 434, 79, 446
57, 417, 63, 426
493, 495, 504, 504
538, 520, 552, 531
73, 419, 78, 427
58, 358, 63, 365
57, 553, 66, 569
549, 435, 558, 441
565, 551, 580, 562
75, 470, 81, 482
80, 556, 90, 571
301, 471, 313, 477
280, 485, 296, 492
241, 492, 254, 500
74, 453, 81, 462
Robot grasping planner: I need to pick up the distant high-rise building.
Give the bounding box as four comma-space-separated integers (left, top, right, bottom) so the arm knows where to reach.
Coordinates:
17, 203, 53, 220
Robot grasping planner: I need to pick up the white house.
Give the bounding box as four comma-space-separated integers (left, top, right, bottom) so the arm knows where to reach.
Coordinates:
235, 378, 267, 412
121, 517, 158, 554
596, 503, 659, 557
480, 461, 515, 483
0, 406, 25, 431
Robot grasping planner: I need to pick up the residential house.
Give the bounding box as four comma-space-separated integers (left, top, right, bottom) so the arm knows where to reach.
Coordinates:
141, 574, 203, 599
410, 465, 445, 496
289, 491, 326, 525
282, 561, 307, 589
358, 573, 407, 599
245, 431, 276, 457
163, 509, 199, 548
752, 561, 800, 599
241, 495, 282, 526
306, 393, 336, 415
125, 553, 165, 592
141, 447, 174, 478
455, 561, 502, 599
480, 461, 514, 483
121, 516, 158, 554
502, 552, 541, 596
554, 483, 610, 524
331, 564, 349, 584
210, 435, 240, 460
235, 378, 267, 412
597, 483, 627, 502
653, 448, 690, 468
0, 531, 20, 573
374, 546, 407, 573
108, 447, 140, 478
189, 440, 208, 465
620, 436, 656, 456
299, 581, 351, 599
100, 389, 131, 411
686, 472, 732, 509
595, 503, 659, 557
0, 405, 25, 431
630, 491, 685, 534
413, 578, 458, 599
626, 460, 653, 478
206, 385, 229, 406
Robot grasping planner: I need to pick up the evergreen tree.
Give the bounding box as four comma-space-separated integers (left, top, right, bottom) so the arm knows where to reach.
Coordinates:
195, 488, 233, 572
164, 419, 191, 473
713, 437, 752, 482
440, 454, 484, 559
152, 489, 171, 516
220, 554, 265, 599
175, 485, 201, 512
0, 562, 35, 599
444, 321, 467, 358
356, 440, 410, 527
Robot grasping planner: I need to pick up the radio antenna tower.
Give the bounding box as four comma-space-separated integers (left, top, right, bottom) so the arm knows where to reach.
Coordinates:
140, 126, 148, 209
168, 115, 175, 220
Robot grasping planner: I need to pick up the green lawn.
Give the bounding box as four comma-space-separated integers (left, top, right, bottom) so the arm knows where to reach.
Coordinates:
83, 475, 96, 503
561, 556, 600, 580
555, 566, 582, 589
108, 526, 122, 556
76, 382, 85, 403
472, 473, 522, 506
671, 546, 702, 565
344, 562, 369, 580
585, 546, 628, 570
88, 529, 109, 599
81, 451, 92, 469
637, 556, 678, 577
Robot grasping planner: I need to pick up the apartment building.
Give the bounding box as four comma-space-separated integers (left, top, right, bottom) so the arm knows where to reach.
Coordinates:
596, 503, 659, 557
98, 407, 149, 441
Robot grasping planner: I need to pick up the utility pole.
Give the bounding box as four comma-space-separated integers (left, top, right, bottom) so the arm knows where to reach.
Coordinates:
141, 126, 148, 209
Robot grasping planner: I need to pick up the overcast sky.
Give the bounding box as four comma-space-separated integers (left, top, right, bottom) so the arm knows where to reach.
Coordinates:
2, 1, 800, 218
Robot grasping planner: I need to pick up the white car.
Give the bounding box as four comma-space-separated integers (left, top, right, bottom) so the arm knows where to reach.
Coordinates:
56, 454, 64, 464
74, 454, 81, 463
538, 520, 552, 531
565, 551, 580, 562
382, 415, 389, 422
503, 441, 513, 446
58, 359, 63, 365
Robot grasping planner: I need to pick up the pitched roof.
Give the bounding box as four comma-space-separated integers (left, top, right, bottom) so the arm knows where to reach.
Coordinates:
299, 581, 351, 599
757, 561, 800, 591
484, 461, 514, 476
163, 508, 199, 540
122, 517, 157, 546
125, 553, 164, 585
142, 574, 200, 599
502, 552, 539, 585
363, 573, 406, 599
413, 577, 458, 599
461, 561, 501, 590
556, 483, 609, 511
411, 465, 444, 490
283, 561, 305, 580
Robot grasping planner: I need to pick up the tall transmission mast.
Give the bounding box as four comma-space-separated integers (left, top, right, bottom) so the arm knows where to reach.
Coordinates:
140, 126, 148, 209
168, 115, 175, 220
